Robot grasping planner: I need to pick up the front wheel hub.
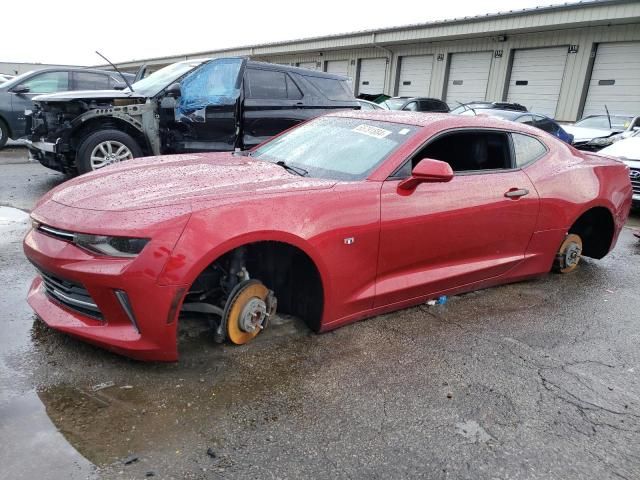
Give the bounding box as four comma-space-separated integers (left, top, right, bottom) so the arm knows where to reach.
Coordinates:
555, 233, 583, 274
224, 280, 276, 345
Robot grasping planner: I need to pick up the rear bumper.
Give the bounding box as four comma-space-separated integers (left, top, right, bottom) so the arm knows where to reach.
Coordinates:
24, 228, 187, 361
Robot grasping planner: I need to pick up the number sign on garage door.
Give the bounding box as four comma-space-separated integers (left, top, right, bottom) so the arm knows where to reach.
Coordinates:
297, 61, 319, 70
583, 42, 640, 118
358, 58, 387, 94
506, 46, 568, 117
398, 55, 433, 97
445, 51, 492, 107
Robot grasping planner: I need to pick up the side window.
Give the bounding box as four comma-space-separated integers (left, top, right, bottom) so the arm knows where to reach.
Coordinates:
405, 131, 513, 174
421, 100, 447, 112
245, 69, 287, 99
305, 76, 353, 101
73, 72, 110, 90
22, 72, 69, 93
515, 114, 535, 126
285, 75, 303, 100
512, 133, 547, 167
534, 115, 558, 134
403, 102, 419, 112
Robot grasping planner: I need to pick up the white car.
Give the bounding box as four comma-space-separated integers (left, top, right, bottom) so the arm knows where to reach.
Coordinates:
599, 130, 640, 208
564, 114, 640, 150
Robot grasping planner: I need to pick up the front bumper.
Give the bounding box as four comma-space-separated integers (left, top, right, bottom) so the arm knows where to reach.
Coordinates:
23, 138, 69, 173
24, 227, 188, 361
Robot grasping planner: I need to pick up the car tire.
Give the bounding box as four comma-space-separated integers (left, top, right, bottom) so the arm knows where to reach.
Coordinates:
76, 129, 142, 174
0, 118, 9, 149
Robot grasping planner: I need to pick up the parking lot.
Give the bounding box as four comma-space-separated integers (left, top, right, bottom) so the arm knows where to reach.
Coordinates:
0, 146, 639, 479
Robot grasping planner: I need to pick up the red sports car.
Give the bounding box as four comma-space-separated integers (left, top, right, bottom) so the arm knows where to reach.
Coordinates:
24, 111, 633, 361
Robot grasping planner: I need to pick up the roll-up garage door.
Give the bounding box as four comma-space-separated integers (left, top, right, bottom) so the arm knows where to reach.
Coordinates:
582, 42, 640, 118
506, 47, 568, 117
326, 60, 349, 77
445, 52, 492, 107
398, 55, 433, 97
358, 58, 387, 94
297, 61, 319, 70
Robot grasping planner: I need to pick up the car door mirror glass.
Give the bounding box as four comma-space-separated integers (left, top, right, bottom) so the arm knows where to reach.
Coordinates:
166, 82, 181, 97
398, 158, 454, 190
11, 84, 30, 94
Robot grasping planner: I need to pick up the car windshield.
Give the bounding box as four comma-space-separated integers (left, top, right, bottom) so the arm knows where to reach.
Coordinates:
574, 115, 633, 130
382, 99, 409, 110
251, 116, 419, 181
129, 60, 204, 96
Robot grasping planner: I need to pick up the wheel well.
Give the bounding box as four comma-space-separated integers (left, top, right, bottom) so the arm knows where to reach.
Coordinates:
568, 207, 615, 260
0, 115, 11, 137
71, 118, 150, 155
187, 241, 324, 332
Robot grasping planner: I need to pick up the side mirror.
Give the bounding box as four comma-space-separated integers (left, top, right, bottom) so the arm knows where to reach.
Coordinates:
11, 84, 30, 94
398, 158, 453, 191
166, 82, 181, 98
112, 82, 126, 91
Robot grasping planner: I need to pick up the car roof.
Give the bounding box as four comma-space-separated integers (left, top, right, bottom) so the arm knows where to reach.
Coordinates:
25, 66, 134, 76
326, 110, 549, 135
247, 60, 349, 80
391, 96, 444, 101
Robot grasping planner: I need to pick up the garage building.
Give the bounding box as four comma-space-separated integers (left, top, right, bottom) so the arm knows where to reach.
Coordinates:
109, 0, 640, 122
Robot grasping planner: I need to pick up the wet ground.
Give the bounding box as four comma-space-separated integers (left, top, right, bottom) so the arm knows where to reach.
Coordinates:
1, 148, 639, 479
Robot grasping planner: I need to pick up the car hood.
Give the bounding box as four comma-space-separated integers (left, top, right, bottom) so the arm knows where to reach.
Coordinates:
598, 137, 640, 162
563, 125, 617, 143
47, 152, 336, 211
33, 89, 147, 102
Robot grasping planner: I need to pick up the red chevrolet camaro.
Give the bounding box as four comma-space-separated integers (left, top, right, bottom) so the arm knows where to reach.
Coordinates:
24, 111, 633, 361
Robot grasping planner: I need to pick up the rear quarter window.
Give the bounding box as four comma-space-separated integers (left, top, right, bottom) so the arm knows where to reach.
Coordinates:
512, 133, 548, 167
305, 76, 353, 101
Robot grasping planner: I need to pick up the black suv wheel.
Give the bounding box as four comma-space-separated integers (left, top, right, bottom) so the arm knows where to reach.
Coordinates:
76, 129, 142, 174
0, 118, 9, 148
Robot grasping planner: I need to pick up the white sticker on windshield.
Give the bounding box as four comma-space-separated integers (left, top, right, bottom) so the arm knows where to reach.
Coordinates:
398, 128, 410, 135
352, 124, 392, 139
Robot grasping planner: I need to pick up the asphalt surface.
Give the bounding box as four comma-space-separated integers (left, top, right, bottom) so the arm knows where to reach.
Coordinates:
1, 147, 639, 480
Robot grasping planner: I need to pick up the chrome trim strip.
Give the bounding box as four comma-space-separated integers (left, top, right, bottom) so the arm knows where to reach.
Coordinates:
45, 285, 99, 310
38, 225, 76, 241
115, 290, 140, 333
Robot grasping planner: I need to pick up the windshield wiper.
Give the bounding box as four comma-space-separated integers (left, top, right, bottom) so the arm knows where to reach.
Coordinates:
275, 160, 308, 177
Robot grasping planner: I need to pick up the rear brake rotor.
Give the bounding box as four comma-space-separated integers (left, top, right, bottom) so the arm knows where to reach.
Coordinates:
224, 280, 274, 345
555, 233, 583, 274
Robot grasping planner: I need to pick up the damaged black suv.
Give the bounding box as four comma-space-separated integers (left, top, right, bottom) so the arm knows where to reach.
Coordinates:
26, 58, 359, 174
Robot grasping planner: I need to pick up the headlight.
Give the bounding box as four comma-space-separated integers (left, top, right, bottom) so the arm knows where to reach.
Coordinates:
74, 234, 149, 258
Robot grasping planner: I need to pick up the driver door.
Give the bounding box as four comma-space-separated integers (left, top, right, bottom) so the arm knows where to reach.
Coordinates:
161, 58, 246, 152
374, 130, 539, 308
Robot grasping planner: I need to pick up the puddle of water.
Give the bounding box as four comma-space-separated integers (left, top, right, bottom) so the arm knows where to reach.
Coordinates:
0, 205, 30, 226
0, 390, 95, 479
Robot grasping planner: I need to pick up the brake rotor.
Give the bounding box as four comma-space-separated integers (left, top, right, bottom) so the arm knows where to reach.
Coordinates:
555, 233, 583, 274
224, 280, 274, 345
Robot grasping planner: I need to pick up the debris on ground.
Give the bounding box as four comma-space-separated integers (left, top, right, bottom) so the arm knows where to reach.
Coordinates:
206, 447, 217, 458
122, 454, 139, 465
91, 381, 115, 392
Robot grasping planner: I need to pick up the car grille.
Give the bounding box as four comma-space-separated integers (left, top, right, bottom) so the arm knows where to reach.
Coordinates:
631, 168, 640, 195
37, 268, 103, 320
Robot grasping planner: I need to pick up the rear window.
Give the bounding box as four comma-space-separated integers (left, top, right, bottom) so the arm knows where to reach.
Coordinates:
512, 133, 547, 167
305, 76, 353, 101
73, 72, 110, 90
245, 69, 288, 99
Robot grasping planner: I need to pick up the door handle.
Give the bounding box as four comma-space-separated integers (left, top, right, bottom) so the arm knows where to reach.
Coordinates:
504, 188, 529, 199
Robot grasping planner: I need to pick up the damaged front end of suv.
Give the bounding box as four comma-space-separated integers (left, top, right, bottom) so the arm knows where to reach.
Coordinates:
24, 58, 222, 174
27, 92, 157, 173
